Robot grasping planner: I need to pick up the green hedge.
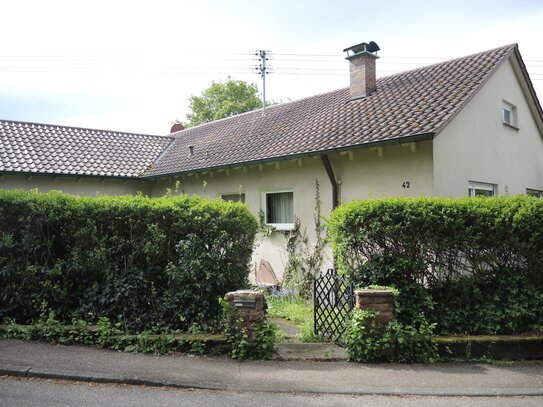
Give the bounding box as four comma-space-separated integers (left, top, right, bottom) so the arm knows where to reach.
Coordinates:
0, 189, 257, 332
328, 196, 543, 335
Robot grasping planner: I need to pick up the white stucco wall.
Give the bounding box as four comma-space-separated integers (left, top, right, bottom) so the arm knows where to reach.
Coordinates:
0, 175, 150, 196
331, 140, 434, 202
433, 58, 543, 197
149, 141, 434, 281
150, 156, 333, 282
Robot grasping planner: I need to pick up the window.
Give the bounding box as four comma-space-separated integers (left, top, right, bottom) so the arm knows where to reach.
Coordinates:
221, 193, 245, 203
264, 191, 294, 230
526, 189, 543, 198
468, 181, 496, 197
502, 100, 518, 128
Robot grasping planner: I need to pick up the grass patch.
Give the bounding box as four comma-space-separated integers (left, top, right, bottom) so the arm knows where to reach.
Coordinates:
267, 295, 311, 325
266, 294, 322, 343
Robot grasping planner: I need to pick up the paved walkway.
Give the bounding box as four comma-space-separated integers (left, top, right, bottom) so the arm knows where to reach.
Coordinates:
271, 317, 348, 361
1, 339, 542, 397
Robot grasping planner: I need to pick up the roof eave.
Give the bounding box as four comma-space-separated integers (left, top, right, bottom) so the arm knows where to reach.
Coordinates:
510, 46, 543, 137
141, 132, 435, 180
0, 170, 146, 181
432, 44, 518, 137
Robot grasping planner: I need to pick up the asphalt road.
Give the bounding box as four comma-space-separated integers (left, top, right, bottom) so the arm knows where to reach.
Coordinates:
1, 376, 542, 407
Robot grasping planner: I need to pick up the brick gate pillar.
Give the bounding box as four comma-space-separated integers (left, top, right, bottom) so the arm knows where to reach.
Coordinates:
224, 290, 266, 342
354, 289, 394, 325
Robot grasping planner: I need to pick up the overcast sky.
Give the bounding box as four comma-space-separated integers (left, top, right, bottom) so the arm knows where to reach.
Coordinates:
1, 0, 542, 135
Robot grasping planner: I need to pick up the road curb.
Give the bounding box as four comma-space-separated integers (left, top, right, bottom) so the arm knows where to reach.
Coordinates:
2, 365, 543, 397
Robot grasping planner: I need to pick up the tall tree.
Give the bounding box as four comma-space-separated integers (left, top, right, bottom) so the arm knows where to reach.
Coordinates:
183, 78, 263, 127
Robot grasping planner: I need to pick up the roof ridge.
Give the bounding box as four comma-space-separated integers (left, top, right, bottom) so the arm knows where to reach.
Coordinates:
3, 44, 526, 180
376, 43, 517, 83
0, 118, 169, 140
171, 87, 348, 136
173, 44, 518, 138
147, 44, 523, 177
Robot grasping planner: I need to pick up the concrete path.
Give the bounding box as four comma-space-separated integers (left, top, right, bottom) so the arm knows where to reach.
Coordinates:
270, 317, 300, 340
271, 317, 349, 361
1, 339, 542, 397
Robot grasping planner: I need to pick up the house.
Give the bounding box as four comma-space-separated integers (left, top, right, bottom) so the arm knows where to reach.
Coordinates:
2, 42, 543, 282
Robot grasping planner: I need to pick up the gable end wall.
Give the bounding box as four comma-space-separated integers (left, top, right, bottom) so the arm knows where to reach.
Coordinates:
433, 58, 543, 196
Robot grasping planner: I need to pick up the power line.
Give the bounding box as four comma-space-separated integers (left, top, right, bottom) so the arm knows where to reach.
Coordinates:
1, 51, 542, 82
252, 50, 272, 114
1, 52, 542, 62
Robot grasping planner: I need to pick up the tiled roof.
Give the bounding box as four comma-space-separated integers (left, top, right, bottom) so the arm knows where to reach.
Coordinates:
0, 120, 173, 178
2, 45, 529, 180
144, 44, 516, 177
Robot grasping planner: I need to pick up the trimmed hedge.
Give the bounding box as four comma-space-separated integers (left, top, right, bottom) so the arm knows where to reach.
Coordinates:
328, 196, 543, 335
0, 189, 257, 332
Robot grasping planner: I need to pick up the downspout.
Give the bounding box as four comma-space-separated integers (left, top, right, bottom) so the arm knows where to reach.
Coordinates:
321, 154, 339, 271
320, 155, 338, 210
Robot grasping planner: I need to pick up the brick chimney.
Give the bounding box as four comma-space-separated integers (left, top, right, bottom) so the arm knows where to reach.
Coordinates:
170, 123, 185, 133
343, 41, 380, 99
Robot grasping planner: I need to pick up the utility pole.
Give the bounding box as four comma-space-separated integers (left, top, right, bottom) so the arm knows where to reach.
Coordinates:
253, 50, 271, 115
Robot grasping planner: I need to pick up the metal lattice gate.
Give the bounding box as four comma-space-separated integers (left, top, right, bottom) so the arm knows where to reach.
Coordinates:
313, 269, 353, 345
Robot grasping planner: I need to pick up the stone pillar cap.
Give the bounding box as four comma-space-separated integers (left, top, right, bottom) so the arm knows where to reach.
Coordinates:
354, 289, 394, 296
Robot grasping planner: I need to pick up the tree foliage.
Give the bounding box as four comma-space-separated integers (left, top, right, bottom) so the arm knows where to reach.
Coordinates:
184, 78, 262, 127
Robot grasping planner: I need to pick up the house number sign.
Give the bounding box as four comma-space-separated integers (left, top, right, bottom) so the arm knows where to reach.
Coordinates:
402, 181, 411, 189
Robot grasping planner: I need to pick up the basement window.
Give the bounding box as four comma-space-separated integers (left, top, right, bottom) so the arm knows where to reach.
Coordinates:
502, 100, 518, 128
221, 193, 245, 203
264, 191, 294, 230
526, 189, 542, 198
468, 181, 496, 197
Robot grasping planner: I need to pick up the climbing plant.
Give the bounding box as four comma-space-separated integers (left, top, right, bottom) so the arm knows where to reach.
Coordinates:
283, 179, 326, 296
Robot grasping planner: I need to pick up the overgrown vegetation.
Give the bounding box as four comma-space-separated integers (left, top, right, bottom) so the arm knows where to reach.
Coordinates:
329, 196, 543, 335
221, 297, 277, 359
345, 309, 439, 363
266, 290, 321, 342
282, 179, 326, 297
1, 311, 224, 355
224, 317, 277, 360
0, 189, 257, 332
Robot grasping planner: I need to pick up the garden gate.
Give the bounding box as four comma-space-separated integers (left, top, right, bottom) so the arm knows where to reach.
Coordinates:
313, 269, 353, 344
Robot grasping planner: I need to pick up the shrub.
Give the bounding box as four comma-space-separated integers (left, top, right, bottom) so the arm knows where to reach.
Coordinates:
0, 189, 257, 332
328, 196, 543, 335
345, 309, 439, 363
344, 310, 388, 362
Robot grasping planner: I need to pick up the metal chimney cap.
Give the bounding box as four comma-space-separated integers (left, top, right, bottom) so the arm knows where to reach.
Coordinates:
343, 41, 380, 57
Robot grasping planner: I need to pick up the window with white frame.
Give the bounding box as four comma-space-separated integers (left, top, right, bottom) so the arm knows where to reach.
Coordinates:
468, 181, 497, 197
221, 193, 245, 203
264, 191, 294, 230
502, 100, 518, 128
526, 188, 543, 198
